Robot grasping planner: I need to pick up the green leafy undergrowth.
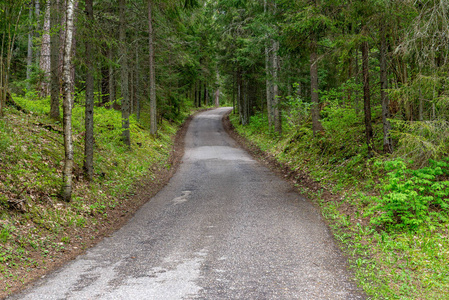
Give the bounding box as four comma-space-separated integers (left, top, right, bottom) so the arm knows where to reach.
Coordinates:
366, 159, 449, 232
230, 111, 449, 299
322, 199, 449, 300
0, 95, 194, 295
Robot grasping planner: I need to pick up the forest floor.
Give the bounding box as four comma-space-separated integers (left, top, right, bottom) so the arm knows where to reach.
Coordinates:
0, 99, 207, 299
223, 112, 449, 300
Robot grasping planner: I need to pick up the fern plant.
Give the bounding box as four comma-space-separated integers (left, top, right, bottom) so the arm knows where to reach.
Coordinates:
366, 158, 449, 231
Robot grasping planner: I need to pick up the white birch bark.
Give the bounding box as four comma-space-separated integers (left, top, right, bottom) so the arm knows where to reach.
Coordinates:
61, 0, 75, 201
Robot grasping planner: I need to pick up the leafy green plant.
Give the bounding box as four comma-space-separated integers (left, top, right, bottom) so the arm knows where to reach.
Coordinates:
0, 229, 10, 243
0, 225, 13, 243
89, 202, 106, 215
13, 95, 50, 115
366, 158, 449, 231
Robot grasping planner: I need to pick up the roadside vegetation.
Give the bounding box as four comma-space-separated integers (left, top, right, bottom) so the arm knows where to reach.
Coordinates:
0, 95, 201, 296
230, 111, 449, 299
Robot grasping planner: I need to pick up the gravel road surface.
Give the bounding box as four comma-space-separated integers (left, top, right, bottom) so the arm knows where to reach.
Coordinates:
9, 107, 365, 299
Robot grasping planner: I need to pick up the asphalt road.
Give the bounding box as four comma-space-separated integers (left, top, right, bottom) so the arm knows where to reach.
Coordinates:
10, 107, 365, 299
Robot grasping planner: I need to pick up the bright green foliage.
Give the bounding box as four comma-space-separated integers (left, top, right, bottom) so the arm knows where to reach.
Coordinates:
0, 225, 13, 243
367, 159, 449, 231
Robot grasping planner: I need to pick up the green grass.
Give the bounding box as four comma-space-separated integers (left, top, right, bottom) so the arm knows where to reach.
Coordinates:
230, 111, 449, 299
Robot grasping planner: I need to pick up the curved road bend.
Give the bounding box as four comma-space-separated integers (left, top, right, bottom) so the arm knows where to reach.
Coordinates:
10, 107, 365, 299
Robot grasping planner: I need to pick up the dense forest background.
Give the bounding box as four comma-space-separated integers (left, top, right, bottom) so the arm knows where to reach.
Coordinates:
3, 0, 449, 193
1, 0, 449, 298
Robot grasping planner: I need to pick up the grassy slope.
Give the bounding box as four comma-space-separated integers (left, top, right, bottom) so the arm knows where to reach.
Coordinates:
0, 95, 198, 296
230, 112, 449, 300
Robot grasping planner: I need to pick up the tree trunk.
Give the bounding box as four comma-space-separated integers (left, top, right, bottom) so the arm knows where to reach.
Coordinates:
432, 86, 436, 120
108, 46, 115, 105
380, 19, 392, 153
120, 0, 130, 146
243, 78, 248, 125
50, 0, 60, 120
101, 64, 109, 105
265, 47, 272, 128
26, 3, 34, 89
58, 0, 66, 87
130, 68, 134, 115
310, 33, 323, 135
237, 70, 243, 124
362, 40, 373, 154
83, 0, 94, 181
193, 81, 196, 106
35, 0, 41, 66
232, 71, 236, 113
354, 24, 360, 115
203, 81, 207, 106
40, 0, 51, 97
272, 40, 281, 134
135, 48, 140, 120
69, 0, 78, 95
215, 70, 220, 107
419, 87, 423, 121
61, 0, 75, 201
148, 0, 157, 135
264, 0, 272, 129
197, 80, 201, 107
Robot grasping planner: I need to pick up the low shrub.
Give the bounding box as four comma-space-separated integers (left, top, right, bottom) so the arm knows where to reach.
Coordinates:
366, 158, 449, 231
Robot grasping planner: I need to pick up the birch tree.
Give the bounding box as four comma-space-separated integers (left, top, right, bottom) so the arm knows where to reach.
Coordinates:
61, 0, 76, 201
40, 0, 51, 97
